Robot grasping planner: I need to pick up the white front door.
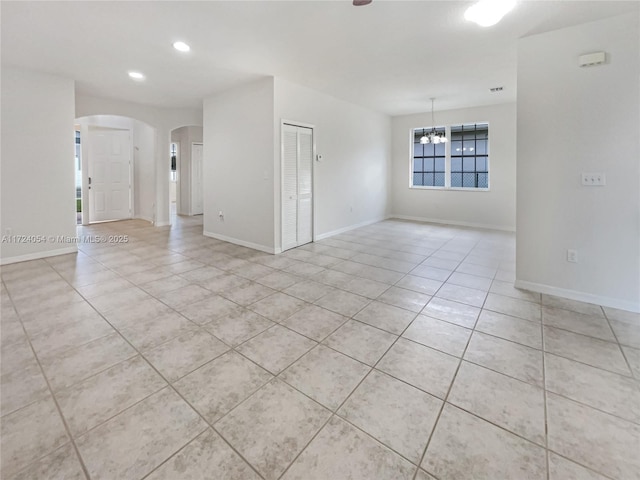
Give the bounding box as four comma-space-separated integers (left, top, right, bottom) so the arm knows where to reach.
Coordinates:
282, 123, 313, 252
88, 128, 131, 223
191, 143, 203, 215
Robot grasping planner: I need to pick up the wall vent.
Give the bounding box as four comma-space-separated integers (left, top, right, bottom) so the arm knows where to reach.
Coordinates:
578, 52, 606, 67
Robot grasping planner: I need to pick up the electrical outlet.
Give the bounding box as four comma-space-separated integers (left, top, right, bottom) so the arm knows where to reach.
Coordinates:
567, 249, 578, 263
218, 211, 224, 220
581, 173, 606, 186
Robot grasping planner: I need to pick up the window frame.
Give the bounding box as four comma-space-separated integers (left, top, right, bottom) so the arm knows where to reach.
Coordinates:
409, 122, 490, 192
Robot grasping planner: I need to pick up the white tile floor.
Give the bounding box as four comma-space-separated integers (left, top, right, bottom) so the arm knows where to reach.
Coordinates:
1, 216, 639, 479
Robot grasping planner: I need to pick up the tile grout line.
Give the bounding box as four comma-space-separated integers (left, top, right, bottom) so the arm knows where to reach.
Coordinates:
46, 257, 270, 480
541, 307, 551, 480
411, 242, 485, 480
1, 277, 93, 480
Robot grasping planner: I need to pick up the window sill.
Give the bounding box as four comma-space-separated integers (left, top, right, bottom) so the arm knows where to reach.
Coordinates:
410, 186, 490, 192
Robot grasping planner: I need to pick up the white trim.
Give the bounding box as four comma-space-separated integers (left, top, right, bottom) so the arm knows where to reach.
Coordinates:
203, 230, 276, 254
515, 279, 640, 314
315, 216, 389, 241
134, 215, 154, 224
1, 246, 78, 266
390, 214, 515, 232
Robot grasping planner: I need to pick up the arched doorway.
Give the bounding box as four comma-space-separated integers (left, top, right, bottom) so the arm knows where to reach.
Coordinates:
75, 115, 156, 225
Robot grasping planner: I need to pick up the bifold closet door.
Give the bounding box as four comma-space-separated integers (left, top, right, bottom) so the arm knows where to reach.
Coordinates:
282, 124, 313, 251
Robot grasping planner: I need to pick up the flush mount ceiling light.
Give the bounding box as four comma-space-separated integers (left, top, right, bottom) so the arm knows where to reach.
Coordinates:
173, 41, 191, 52
465, 0, 515, 27
128, 71, 145, 80
420, 98, 448, 145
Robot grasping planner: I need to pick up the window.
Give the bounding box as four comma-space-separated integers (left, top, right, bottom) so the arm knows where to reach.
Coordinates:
450, 123, 489, 188
411, 122, 489, 190
413, 127, 446, 187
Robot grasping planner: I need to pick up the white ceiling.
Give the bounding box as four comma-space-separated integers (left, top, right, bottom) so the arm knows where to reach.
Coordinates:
2, 1, 638, 115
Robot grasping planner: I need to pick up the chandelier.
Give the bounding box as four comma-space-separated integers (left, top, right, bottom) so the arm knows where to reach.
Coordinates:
420, 98, 447, 144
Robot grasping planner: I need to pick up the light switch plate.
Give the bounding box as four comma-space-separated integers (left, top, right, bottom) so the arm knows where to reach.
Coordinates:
581, 173, 606, 186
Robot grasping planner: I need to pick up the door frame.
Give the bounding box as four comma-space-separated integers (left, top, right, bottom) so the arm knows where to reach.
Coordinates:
280, 119, 316, 253
85, 126, 133, 224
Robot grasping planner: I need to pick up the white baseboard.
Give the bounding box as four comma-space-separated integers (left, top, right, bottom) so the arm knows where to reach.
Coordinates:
314, 216, 390, 241
134, 215, 154, 224
0, 246, 78, 266
390, 214, 515, 233
515, 279, 640, 313
203, 231, 276, 254
154, 221, 171, 227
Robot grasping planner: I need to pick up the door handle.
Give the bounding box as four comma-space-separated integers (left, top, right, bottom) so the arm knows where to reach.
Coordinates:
88, 177, 92, 185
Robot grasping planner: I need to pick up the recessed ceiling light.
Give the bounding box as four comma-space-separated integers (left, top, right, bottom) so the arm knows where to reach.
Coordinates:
465, 0, 515, 27
128, 71, 145, 80
173, 41, 191, 52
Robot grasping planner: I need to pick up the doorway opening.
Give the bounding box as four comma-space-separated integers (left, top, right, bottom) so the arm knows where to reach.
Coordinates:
170, 126, 203, 218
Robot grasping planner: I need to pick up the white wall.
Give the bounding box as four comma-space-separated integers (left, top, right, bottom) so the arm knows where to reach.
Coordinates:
132, 121, 156, 222
75, 94, 202, 226
516, 13, 640, 312
391, 103, 516, 231
273, 77, 391, 248
203, 78, 276, 252
1, 68, 77, 264
171, 126, 203, 216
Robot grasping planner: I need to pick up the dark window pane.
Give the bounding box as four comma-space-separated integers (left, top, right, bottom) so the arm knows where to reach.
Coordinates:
451, 140, 462, 154
463, 157, 476, 172
424, 159, 435, 172
434, 143, 445, 156
434, 172, 445, 186
451, 172, 462, 187
476, 139, 487, 155
476, 157, 487, 171
462, 172, 476, 187
451, 157, 462, 171
424, 173, 434, 186
435, 157, 445, 171
463, 140, 476, 155
414, 143, 423, 157
478, 173, 488, 188
413, 158, 423, 173
413, 172, 423, 186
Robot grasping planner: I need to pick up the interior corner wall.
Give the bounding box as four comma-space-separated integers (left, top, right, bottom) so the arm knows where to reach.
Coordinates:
516, 12, 640, 312
390, 103, 516, 231
203, 78, 276, 252
1, 68, 77, 264
273, 77, 391, 249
